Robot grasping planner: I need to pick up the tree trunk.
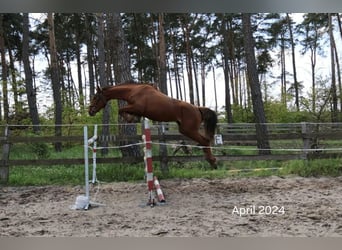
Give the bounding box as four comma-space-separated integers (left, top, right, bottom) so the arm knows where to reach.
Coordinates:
157, 13, 168, 174
76, 39, 84, 109
0, 14, 9, 122
218, 14, 234, 123
158, 14, 167, 94
286, 13, 300, 111
170, 31, 183, 100
7, 47, 19, 112
280, 37, 287, 106
337, 13, 342, 40
182, 15, 195, 104
191, 51, 200, 105
212, 65, 218, 112
242, 13, 270, 154
220, 17, 233, 123
85, 14, 95, 99
96, 13, 111, 155
310, 46, 317, 113
333, 42, 342, 114
22, 13, 40, 133
329, 13, 338, 122
222, 51, 233, 123
110, 13, 141, 158
48, 13, 62, 152
201, 60, 206, 107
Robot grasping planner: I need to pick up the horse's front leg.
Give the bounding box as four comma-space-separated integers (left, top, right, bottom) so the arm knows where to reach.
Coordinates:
119, 105, 141, 123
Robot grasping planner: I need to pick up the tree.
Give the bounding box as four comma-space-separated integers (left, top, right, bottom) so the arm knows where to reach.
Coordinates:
333, 13, 342, 114
109, 13, 141, 158
157, 13, 168, 173
328, 13, 338, 122
180, 14, 196, 104
71, 14, 86, 110
158, 13, 167, 93
0, 14, 9, 121
95, 13, 111, 155
242, 13, 270, 154
85, 13, 96, 99
48, 13, 62, 151
286, 13, 301, 111
122, 13, 157, 82
216, 14, 235, 123
298, 13, 327, 114
265, 13, 290, 106
22, 13, 40, 133
167, 15, 185, 101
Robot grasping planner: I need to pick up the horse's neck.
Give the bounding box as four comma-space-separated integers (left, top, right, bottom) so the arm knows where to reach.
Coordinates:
104, 85, 132, 101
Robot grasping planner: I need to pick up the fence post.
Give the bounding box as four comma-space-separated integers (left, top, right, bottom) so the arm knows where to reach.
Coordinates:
301, 122, 312, 160
0, 125, 10, 184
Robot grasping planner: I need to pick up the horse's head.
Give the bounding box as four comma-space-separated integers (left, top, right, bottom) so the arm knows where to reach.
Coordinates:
88, 85, 107, 116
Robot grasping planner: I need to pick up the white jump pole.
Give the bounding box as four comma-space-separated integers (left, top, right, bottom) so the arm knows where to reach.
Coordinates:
154, 176, 165, 203
72, 125, 104, 210
83, 126, 90, 209
90, 125, 98, 184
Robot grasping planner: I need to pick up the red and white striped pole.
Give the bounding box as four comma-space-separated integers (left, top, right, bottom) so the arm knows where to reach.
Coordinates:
154, 176, 165, 203
143, 118, 155, 206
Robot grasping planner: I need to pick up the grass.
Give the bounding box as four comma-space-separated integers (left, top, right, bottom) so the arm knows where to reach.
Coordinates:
5, 140, 342, 186
7, 158, 342, 186
279, 158, 342, 177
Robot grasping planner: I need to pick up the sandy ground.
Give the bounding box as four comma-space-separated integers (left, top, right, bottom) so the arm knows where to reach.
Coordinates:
1, 176, 342, 237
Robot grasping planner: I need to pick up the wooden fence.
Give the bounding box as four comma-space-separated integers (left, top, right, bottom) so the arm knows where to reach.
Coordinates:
1, 122, 342, 183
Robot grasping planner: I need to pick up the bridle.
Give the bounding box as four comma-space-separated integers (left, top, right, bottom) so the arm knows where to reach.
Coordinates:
96, 91, 107, 105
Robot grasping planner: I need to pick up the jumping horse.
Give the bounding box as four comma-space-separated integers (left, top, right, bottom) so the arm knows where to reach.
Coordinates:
88, 81, 218, 168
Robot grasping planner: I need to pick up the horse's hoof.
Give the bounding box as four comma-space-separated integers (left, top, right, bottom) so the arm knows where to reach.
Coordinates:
210, 163, 217, 169
208, 158, 217, 169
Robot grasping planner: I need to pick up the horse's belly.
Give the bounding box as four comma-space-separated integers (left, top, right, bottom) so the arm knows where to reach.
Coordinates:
144, 111, 176, 122
141, 96, 180, 122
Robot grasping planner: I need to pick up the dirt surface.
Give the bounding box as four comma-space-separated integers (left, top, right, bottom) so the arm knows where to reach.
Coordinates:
1, 176, 342, 237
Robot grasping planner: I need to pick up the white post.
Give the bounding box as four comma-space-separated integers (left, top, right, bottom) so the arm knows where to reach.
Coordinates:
71, 125, 104, 210
83, 126, 90, 209
91, 124, 98, 183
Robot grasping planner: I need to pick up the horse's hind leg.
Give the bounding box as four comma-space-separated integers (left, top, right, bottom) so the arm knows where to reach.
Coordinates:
178, 125, 217, 169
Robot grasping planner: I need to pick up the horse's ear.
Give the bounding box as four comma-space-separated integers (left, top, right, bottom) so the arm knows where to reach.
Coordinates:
96, 85, 102, 92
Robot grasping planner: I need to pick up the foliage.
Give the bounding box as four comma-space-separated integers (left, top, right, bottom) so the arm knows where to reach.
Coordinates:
230, 104, 254, 123
300, 76, 333, 122
264, 102, 311, 123
1, 13, 342, 147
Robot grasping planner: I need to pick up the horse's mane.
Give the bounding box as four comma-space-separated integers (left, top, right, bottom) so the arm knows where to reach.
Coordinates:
102, 80, 159, 91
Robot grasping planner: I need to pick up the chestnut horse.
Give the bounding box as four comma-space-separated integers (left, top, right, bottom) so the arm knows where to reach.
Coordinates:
88, 82, 218, 168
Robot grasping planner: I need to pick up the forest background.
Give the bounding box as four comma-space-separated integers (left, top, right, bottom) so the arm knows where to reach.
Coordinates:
0, 13, 342, 131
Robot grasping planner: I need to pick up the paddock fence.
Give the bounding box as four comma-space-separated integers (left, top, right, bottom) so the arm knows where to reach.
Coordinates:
1, 122, 342, 183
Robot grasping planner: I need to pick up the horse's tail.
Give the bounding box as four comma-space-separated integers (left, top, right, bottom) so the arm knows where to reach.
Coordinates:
199, 107, 218, 140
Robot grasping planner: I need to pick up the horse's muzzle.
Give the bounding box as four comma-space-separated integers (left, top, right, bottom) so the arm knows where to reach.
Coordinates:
88, 108, 96, 116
